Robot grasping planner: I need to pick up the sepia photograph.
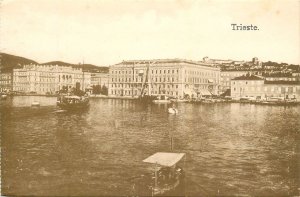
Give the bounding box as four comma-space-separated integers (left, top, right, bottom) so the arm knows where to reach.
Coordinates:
0, 0, 299, 196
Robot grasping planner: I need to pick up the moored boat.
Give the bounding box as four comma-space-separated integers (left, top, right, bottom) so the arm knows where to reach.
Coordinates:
152, 95, 171, 104
1, 94, 8, 100
57, 95, 89, 110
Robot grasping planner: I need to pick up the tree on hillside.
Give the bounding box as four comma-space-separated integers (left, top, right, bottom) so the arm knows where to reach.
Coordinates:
59, 86, 68, 94
101, 85, 108, 95
92, 85, 102, 94
72, 87, 85, 96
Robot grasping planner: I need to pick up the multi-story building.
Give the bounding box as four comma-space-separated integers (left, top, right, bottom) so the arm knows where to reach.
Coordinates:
265, 76, 297, 81
220, 71, 248, 93
0, 71, 13, 92
91, 72, 109, 87
292, 72, 300, 81
13, 64, 91, 94
220, 69, 266, 94
109, 59, 220, 98
56, 66, 91, 92
231, 75, 300, 100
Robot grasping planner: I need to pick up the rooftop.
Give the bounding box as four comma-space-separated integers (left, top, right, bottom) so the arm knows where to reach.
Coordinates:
143, 152, 185, 167
232, 75, 264, 80
115, 58, 218, 68
264, 80, 300, 85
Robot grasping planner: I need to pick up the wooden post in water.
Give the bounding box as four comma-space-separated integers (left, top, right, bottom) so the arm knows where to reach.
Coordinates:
155, 162, 158, 193
184, 154, 187, 197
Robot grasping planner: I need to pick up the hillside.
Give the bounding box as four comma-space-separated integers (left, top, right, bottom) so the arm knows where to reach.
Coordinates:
0, 53, 38, 71
43, 61, 109, 72
42, 61, 74, 67
0, 53, 109, 73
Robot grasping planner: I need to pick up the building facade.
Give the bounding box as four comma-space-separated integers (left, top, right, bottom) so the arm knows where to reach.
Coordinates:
109, 59, 220, 98
13, 64, 91, 94
0, 71, 13, 92
220, 71, 248, 93
91, 72, 109, 87
231, 75, 300, 100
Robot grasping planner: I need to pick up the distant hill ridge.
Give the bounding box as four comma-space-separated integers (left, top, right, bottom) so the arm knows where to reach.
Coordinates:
0, 53, 108, 72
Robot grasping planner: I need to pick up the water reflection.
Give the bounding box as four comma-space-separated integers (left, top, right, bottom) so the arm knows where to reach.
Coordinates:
1, 96, 300, 196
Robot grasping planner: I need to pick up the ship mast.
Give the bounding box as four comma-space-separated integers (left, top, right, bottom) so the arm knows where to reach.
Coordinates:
82, 60, 84, 91
147, 61, 151, 96
132, 62, 135, 97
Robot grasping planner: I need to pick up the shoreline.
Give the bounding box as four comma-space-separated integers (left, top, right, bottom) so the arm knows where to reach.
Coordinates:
2, 94, 300, 105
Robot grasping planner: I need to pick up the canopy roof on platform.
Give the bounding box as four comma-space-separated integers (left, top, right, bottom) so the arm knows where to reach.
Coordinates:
197, 89, 212, 96
143, 152, 185, 167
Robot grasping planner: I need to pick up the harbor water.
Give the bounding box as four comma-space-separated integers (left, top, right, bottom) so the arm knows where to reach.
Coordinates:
1, 96, 299, 196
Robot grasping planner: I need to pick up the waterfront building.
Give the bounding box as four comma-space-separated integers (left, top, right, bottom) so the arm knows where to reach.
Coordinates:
91, 72, 109, 87
55, 66, 91, 93
13, 64, 91, 94
109, 59, 220, 98
231, 75, 300, 100
265, 76, 297, 81
220, 71, 248, 93
220, 69, 265, 94
0, 71, 13, 92
292, 72, 300, 81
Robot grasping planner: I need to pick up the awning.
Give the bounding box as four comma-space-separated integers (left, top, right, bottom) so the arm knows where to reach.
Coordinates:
197, 89, 212, 96
143, 152, 185, 167
64, 96, 81, 99
183, 89, 192, 95
184, 89, 197, 96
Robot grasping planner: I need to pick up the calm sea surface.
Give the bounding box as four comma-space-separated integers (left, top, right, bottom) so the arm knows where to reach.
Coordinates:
1, 96, 299, 196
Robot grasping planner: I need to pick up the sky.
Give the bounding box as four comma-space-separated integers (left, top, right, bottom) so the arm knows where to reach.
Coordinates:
1, 0, 299, 66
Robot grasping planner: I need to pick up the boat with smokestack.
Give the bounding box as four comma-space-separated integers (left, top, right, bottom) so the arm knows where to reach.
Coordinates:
57, 95, 89, 110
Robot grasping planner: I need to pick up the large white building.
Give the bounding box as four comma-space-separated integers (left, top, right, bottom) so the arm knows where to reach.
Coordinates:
109, 59, 220, 98
13, 64, 91, 94
91, 72, 109, 87
0, 71, 13, 92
